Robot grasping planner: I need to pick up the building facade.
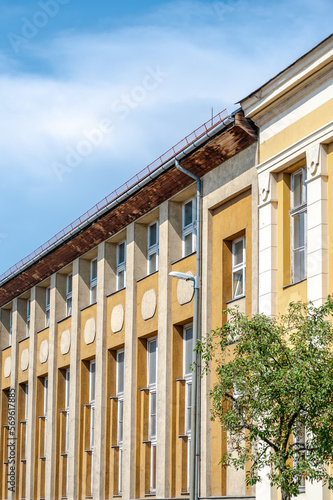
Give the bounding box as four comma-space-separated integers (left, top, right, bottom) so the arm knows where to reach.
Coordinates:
0, 34, 332, 500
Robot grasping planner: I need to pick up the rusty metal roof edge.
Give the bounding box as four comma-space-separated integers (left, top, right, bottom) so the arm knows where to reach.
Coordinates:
0, 112, 238, 288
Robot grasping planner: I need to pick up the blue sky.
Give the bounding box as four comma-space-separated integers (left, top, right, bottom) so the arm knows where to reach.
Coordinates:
0, 0, 332, 276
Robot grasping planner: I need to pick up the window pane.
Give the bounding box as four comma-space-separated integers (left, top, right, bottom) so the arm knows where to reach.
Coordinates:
117, 351, 124, 395
91, 285, 97, 304
67, 274, 72, 294
233, 239, 244, 266
46, 287, 50, 307
118, 400, 123, 443
233, 269, 244, 298
149, 392, 157, 439
184, 233, 193, 256
90, 406, 95, 448
185, 383, 192, 434
151, 444, 157, 491
148, 253, 157, 274
67, 297, 72, 316
148, 340, 157, 385
184, 200, 193, 227
118, 270, 125, 290
90, 362, 96, 402
184, 327, 193, 376
91, 259, 97, 281
294, 212, 306, 249
118, 242, 125, 265
149, 223, 157, 248
293, 171, 302, 207
294, 248, 306, 282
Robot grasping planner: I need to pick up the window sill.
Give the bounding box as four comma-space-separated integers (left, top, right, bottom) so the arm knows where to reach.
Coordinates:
283, 278, 306, 289
137, 270, 158, 283
226, 295, 246, 305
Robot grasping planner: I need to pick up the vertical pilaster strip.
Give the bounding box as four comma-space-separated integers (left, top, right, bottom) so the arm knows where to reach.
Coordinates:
9, 299, 19, 500
257, 173, 278, 500
122, 223, 137, 499
45, 273, 58, 499
200, 195, 211, 498
306, 144, 329, 307
68, 259, 80, 500
305, 145, 329, 500
156, 201, 171, 498
94, 242, 108, 499
26, 287, 37, 500
258, 172, 278, 317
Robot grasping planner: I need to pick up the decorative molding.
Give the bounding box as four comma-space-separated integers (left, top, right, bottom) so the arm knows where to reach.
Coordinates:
4, 356, 11, 378
21, 348, 29, 372
111, 304, 124, 333
60, 329, 71, 355
306, 144, 320, 176
258, 173, 270, 204
84, 317, 96, 345
141, 289, 157, 321
39, 339, 49, 364
177, 271, 194, 306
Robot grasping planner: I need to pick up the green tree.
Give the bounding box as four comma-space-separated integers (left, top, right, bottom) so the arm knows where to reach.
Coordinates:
198, 298, 333, 500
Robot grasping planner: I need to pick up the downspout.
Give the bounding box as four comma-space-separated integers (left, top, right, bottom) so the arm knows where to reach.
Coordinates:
174, 159, 201, 500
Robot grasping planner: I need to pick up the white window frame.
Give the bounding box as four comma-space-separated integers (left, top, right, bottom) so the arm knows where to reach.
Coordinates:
9, 310, 12, 346
116, 241, 126, 291
182, 198, 197, 257
147, 221, 159, 275
290, 168, 307, 284
147, 337, 158, 493
183, 324, 193, 493
26, 299, 30, 337
90, 259, 98, 304
45, 287, 50, 328
66, 274, 72, 317
116, 349, 124, 494
232, 236, 246, 299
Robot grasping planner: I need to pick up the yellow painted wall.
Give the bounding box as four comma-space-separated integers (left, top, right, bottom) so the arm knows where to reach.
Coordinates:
1, 347, 11, 390
36, 328, 49, 377
170, 253, 196, 326
18, 338, 30, 384
57, 317, 71, 369
260, 98, 333, 162
211, 189, 252, 496
106, 290, 125, 350
80, 303, 97, 360
137, 272, 159, 338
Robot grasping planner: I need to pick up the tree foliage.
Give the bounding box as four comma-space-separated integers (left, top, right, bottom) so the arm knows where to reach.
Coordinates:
198, 298, 333, 500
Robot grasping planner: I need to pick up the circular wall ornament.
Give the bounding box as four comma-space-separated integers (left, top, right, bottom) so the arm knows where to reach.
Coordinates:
39, 339, 49, 364
111, 304, 124, 333
84, 317, 96, 345
4, 357, 11, 378
60, 329, 71, 355
21, 349, 29, 372
177, 271, 194, 305
141, 289, 157, 321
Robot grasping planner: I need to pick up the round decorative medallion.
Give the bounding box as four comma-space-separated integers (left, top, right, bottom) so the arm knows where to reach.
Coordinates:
141, 289, 157, 321
4, 357, 11, 378
177, 271, 194, 305
39, 339, 49, 364
84, 317, 96, 345
111, 304, 124, 333
60, 329, 71, 355
21, 348, 29, 372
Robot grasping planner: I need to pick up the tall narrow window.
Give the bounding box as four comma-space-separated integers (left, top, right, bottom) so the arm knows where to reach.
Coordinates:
290, 168, 307, 283
90, 259, 98, 304
23, 383, 28, 461
183, 324, 193, 493
45, 287, 50, 327
9, 310, 12, 346
64, 369, 70, 498
232, 236, 246, 299
117, 241, 126, 290
89, 360, 96, 491
182, 199, 196, 257
26, 299, 30, 337
293, 424, 306, 492
147, 222, 159, 274
147, 337, 157, 493
116, 349, 125, 494
66, 274, 72, 316
43, 377, 48, 458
